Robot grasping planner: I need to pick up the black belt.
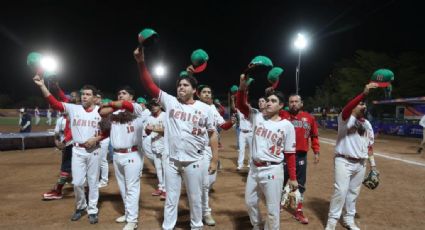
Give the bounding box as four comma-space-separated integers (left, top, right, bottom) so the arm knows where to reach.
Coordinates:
335, 154, 365, 162
73, 142, 98, 149
241, 130, 252, 133
253, 160, 282, 167
114, 146, 138, 153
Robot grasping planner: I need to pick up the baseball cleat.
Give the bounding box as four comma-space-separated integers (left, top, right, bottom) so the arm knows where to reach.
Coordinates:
98, 181, 108, 188
123, 222, 138, 230
294, 211, 309, 224
70, 209, 86, 221
88, 214, 98, 224
203, 214, 216, 226
116, 215, 126, 223
160, 192, 166, 200
42, 190, 63, 200
151, 189, 162, 196
342, 221, 360, 230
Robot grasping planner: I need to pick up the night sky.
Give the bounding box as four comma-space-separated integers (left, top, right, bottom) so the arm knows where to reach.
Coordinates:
1, 0, 424, 104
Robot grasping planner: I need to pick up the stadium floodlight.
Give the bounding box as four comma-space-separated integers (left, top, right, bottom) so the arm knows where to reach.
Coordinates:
40, 56, 59, 72
293, 33, 308, 94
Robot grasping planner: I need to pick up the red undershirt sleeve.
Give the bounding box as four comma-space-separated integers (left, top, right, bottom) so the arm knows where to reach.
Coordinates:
219, 120, 233, 130
285, 153, 297, 180
236, 90, 249, 118
341, 93, 365, 121
46, 95, 65, 112
138, 62, 160, 98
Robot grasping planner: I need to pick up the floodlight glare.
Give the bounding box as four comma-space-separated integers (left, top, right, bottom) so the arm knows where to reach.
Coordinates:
40, 56, 58, 72
154, 64, 166, 77
294, 33, 308, 50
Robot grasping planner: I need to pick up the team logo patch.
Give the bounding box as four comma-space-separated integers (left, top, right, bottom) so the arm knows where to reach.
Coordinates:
299, 160, 305, 166
302, 117, 308, 122
267, 174, 275, 180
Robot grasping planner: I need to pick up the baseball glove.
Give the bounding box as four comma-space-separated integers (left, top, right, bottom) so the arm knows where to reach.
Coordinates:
363, 169, 380, 190
281, 184, 301, 210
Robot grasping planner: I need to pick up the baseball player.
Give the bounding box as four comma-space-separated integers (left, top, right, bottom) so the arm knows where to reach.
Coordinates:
34, 106, 40, 125
279, 94, 320, 224
236, 74, 298, 230
144, 99, 167, 200
19, 108, 32, 133
42, 85, 79, 200
236, 107, 253, 170
100, 86, 152, 230
134, 47, 219, 230
417, 114, 425, 153
95, 92, 111, 188
325, 83, 377, 230
33, 75, 104, 224
46, 108, 52, 125
196, 84, 234, 226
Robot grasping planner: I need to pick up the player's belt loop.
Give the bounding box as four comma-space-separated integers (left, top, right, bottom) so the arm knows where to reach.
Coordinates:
114, 145, 138, 153
73, 142, 88, 148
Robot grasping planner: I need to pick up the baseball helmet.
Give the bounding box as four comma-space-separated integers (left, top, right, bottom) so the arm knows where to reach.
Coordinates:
370, 69, 394, 88
27, 52, 43, 70
267, 67, 284, 83
191, 49, 209, 73
136, 97, 147, 104
138, 28, 159, 47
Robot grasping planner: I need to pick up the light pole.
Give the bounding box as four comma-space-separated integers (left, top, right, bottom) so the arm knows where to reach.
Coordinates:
293, 33, 308, 95
154, 64, 166, 88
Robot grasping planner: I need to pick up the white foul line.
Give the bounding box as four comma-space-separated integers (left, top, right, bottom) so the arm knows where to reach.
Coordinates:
319, 137, 425, 168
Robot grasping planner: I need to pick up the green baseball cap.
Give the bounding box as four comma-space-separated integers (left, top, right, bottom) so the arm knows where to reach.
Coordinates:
191, 49, 209, 73
180, 70, 189, 78
43, 70, 57, 78
230, 85, 239, 93
138, 28, 159, 47
370, 69, 394, 88
101, 98, 112, 104
136, 97, 147, 104
267, 67, 284, 83
245, 55, 273, 76
27, 52, 43, 69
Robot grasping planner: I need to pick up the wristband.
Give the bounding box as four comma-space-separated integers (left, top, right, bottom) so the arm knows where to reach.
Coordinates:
368, 155, 376, 167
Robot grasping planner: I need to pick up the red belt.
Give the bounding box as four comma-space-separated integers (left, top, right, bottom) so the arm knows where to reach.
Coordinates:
253, 160, 282, 167
114, 146, 138, 153
335, 154, 365, 162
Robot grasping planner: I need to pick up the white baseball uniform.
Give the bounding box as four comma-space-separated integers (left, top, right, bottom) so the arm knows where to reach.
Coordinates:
34, 108, 40, 125
202, 104, 224, 217
54, 115, 66, 142
99, 137, 110, 185
110, 110, 145, 224
237, 109, 253, 168
46, 109, 52, 125
245, 108, 296, 230
327, 114, 374, 226
145, 111, 166, 192
158, 91, 215, 230
63, 103, 102, 215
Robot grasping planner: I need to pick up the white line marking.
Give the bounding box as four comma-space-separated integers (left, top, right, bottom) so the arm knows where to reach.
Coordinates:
319, 137, 425, 168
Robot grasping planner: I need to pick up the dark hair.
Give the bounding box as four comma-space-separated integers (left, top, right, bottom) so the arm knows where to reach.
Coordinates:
81, 85, 98, 96
176, 76, 198, 89
266, 90, 285, 104
288, 94, 302, 102
117, 85, 135, 96
96, 90, 103, 98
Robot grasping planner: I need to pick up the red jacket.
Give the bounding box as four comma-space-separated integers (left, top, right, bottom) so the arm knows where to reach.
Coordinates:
279, 110, 320, 153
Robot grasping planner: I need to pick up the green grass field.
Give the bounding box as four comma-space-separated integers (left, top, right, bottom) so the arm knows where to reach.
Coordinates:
0, 117, 56, 126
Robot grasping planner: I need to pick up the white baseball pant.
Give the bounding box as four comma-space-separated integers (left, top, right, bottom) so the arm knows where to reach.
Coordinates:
245, 163, 284, 230
202, 147, 217, 216
113, 151, 142, 223
71, 146, 101, 214
238, 130, 253, 167
152, 150, 166, 191
162, 158, 205, 230
327, 157, 366, 225
99, 138, 110, 184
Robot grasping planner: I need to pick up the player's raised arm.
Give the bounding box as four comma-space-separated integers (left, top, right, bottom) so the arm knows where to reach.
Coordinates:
134, 47, 160, 98
341, 83, 378, 121
236, 74, 250, 118
33, 74, 64, 112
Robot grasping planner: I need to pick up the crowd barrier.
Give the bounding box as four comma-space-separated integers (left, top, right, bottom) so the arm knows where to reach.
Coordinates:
0, 131, 55, 151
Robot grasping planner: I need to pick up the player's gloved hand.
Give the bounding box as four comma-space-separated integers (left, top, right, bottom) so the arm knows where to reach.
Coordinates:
208, 159, 218, 175
288, 179, 299, 191
133, 47, 145, 63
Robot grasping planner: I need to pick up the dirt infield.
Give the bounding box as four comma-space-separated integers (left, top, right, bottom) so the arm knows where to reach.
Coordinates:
1, 128, 425, 229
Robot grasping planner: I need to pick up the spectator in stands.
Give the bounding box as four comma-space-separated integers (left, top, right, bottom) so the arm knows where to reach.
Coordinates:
19, 108, 32, 133
418, 115, 425, 154
34, 106, 41, 125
